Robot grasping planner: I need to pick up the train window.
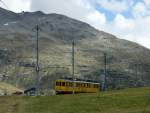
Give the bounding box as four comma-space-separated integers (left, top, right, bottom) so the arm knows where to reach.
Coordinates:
82, 83, 84, 87
69, 82, 73, 87
87, 83, 88, 87
79, 83, 81, 87
94, 84, 98, 88
97, 85, 99, 88
76, 83, 78, 87
89, 84, 91, 88
87, 83, 90, 88
75, 83, 77, 87
66, 82, 69, 87
85, 83, 87, 87
76, 83, 80, 87
62, 82, 65, 86
69, 82, 71, 87
88, 84, 91, 88
56, 82, 61, 86
84, 83, 86, 87
56, 82, 58, 86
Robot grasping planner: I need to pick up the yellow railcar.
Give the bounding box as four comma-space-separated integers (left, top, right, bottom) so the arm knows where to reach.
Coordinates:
55, 79, 100, 94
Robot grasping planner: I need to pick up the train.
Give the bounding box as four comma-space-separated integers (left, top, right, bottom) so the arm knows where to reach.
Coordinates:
55, 79, 100, 94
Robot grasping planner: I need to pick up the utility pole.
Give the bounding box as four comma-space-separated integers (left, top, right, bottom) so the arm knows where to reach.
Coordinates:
135, 63, 139, 87
103, 53, 107, 91
33, 25, 41, 95
140, 63, 144, 83
72, 40, 75, 94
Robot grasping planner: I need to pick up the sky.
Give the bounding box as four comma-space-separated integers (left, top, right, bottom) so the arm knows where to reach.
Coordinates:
0, 0, 150, 48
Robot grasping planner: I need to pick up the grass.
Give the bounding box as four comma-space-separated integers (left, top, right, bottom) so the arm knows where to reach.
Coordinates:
0, 87, 150, 113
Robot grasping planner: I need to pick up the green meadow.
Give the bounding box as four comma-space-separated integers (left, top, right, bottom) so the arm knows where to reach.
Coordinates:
0, 87, 150, 113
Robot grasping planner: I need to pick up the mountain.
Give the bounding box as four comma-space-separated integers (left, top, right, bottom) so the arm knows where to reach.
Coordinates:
0, 7, 150, 91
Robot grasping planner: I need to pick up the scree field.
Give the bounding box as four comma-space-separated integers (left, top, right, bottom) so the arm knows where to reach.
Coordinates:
0, 87, 150, 113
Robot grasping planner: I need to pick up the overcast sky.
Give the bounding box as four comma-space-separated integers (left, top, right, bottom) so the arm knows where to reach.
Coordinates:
0, 0, 150, 48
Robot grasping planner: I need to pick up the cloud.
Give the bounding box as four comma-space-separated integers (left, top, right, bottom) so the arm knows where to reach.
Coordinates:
0, 0, 30, 12
114, 14, 135, 30
30, 0, 91, 21
101, 14, 136, 42
133, 2, 150, 18
102, 13, 150, 48
96, 0, 133, 13
30, 0, 106, 28
144, 0, 150, 7
86, 10, 106, 29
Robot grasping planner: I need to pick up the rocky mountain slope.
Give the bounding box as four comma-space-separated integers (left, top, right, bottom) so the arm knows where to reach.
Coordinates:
0, 7, 150, 90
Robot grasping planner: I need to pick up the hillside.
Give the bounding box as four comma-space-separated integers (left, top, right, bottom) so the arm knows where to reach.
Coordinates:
0, 82, 23, 95
0, 87, 150, 113
0, 7, 150, 90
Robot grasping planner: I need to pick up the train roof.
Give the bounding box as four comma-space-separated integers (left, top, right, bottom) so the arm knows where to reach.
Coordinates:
56, 79, 100, 84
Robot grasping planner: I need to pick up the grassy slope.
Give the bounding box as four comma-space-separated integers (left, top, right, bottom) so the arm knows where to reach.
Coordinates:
0, 87, 150, 113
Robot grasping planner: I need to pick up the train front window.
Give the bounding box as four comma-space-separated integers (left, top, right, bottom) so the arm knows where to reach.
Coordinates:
56, 82, 60, 86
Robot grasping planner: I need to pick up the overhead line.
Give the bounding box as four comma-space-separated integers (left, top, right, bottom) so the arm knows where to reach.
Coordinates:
0, 0, 9, 9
